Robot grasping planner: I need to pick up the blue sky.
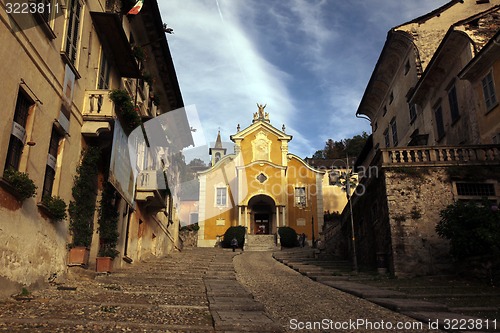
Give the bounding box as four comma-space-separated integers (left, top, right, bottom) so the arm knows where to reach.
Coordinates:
159, 0, 449, 159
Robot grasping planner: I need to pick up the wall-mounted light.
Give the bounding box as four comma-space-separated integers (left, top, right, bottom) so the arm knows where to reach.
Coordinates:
26, 141, 36, 147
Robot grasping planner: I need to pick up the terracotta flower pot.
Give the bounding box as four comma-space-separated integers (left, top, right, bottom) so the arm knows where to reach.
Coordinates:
96, 257, 113, 273
68, 247, 90, 267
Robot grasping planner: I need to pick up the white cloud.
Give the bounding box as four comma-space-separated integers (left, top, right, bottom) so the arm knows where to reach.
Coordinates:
159, 0, 450, 158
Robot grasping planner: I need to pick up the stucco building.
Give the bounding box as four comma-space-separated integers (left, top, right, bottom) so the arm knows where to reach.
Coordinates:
0, 0, 189, 297
197, 107, 328, 248
328, 0, 500, 276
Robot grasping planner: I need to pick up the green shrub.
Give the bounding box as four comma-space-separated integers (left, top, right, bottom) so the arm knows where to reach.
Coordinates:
436, 200, 500, 259
97, 182, 119, 258
41, 195, 67, 221
69, 147, 100, 247
109, 89, 141, 133
3, 168, 37, 201
278, 226, 298, 248
222, 226, 246, 248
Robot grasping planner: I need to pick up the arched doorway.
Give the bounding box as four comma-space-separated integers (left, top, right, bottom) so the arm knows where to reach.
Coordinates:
248, 195, 275, 235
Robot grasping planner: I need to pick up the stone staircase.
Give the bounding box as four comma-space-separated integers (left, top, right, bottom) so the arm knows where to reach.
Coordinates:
244, 234, 277, 251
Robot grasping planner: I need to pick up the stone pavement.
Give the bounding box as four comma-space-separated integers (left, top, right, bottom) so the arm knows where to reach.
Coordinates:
235, 251, 436, 333
272, 248, 498, 332
0, 248, 280, 332
2, 246, 495, 332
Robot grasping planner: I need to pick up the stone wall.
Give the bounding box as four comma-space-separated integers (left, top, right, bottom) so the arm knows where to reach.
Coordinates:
180, 229, 198, 248
385, 167, 454, 276
327, 166, 494, 276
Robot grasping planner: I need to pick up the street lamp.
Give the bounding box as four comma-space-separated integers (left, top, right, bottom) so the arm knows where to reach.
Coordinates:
344, 156, 358, 272
311, 200, 315, 248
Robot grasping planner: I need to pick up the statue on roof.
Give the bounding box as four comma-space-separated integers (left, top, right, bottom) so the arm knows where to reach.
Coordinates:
257, 103, 266, 117
253, 103, 270, 123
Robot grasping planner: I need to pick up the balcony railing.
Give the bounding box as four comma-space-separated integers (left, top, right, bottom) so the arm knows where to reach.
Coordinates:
136, 169, 167, 209
83, 90, 115, 119
136, 170, 166, 191
81, 90, 115, 136
380, 145, 500, 167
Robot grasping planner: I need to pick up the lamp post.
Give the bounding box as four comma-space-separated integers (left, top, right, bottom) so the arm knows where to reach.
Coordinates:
311, 211, 315, 248
345, 156, 358, 272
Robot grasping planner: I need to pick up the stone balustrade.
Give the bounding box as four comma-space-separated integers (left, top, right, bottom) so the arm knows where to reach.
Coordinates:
83, 90, 115, 118
380, 145, 500, 167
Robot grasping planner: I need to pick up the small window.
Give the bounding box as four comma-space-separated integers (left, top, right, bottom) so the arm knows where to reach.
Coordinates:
64, 0, 82, 65
41, 127, 62, 199
456, 183, 495, 197
214, 152, 221, 163
373, 122, 378, 132
382, 106, 387, 117
190, 212, 199, 225
448, 84, 460, 122
294, 187, 306, 207
383, 128, 390, 147
390, 118, 398, 146
404, 60, 410, 75
434, 105, 445, 140
389, 92, 394, 105
216, 187, 227, 206
256, 173, 267, 184
409, 103, 417, 123
97, 50, 110, 90
482, 71, 497, 111
5, 90, 35, 171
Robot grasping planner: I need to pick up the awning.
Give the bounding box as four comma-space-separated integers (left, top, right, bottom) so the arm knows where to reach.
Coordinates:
90, 12, 141, 78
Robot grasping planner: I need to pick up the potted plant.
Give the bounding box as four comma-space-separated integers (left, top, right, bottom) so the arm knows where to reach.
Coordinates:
38, 195, 67, 221
96, 181, 120, 272
1, 168, 37, 201
67, 146, 100, 266
109, 89, 141, 134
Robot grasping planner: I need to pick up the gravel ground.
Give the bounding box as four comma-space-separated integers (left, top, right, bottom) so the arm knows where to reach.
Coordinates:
234, 251, 440, 333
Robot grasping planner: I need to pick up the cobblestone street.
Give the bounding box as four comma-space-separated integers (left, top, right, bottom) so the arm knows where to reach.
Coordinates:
0, 247, 447, 333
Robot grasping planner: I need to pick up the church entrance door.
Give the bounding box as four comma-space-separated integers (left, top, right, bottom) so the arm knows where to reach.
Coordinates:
254, 213, 270, 234
248, 194, 275, 235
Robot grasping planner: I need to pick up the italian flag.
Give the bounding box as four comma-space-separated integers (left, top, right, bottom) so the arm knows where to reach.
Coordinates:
127, 0, 143, 15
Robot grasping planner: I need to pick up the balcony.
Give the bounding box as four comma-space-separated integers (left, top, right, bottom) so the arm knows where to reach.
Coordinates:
81, 90, 115, 137
380, 145, 500, 167
135, 170, 168, 209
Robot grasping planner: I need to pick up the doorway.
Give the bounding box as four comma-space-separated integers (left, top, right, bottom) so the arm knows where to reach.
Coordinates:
248, 194, 275, 235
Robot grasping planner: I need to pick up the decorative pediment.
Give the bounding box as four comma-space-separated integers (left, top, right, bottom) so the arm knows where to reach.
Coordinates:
251, 131, 272, 162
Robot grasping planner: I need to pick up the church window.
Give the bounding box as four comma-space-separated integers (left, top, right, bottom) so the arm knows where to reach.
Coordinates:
256, 173, 267, 184
216, 187, 227, 206
294, 187, 306, 207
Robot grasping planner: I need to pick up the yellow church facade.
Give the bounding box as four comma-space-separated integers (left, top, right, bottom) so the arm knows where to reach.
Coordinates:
197, 107, 325, 247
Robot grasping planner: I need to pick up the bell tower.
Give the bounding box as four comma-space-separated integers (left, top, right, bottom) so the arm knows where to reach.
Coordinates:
209, 130, 227, 166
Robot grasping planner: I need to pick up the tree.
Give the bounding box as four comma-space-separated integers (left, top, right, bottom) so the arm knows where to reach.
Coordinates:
312, 150, 325, 159
436, 200, 500, 259
344, 132, 369, 158
311, 132, 368, 160
188, 158, 206, 167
